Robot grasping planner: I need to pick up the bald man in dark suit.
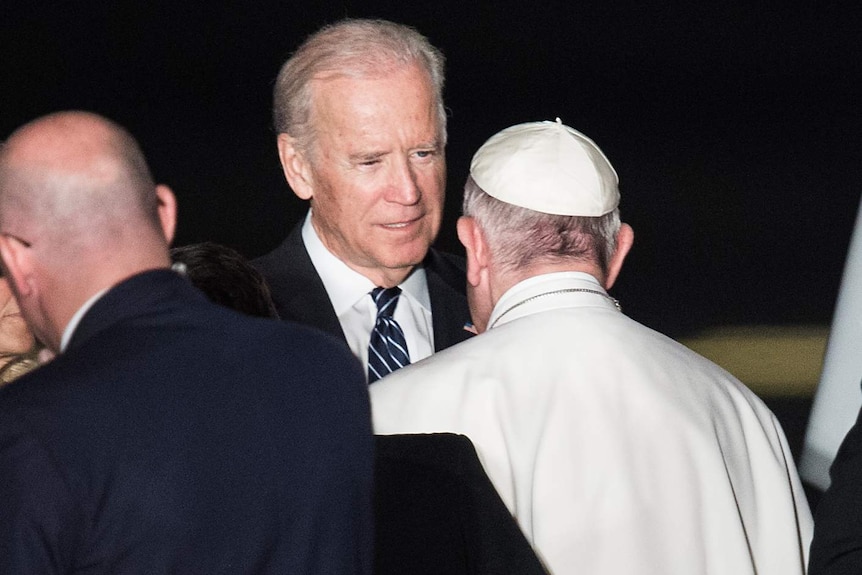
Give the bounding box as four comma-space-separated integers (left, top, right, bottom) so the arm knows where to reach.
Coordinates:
0, 111, 373, 574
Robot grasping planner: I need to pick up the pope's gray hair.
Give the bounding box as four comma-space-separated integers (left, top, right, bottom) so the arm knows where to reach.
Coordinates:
462, 175, 621, 274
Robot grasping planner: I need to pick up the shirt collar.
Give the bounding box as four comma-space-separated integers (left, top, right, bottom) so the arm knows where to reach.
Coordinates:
488, 271, 605, 329
60, 287, 109, 352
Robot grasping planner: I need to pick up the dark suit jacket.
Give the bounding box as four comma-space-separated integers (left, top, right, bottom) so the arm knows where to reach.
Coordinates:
0, 270, 374, 575
810, 402, 862, 574
374, 434, 547, 575
252, 220, 473, 352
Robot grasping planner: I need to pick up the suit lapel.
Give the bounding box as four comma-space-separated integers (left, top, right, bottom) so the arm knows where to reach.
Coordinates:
252, 222, 347, 345
424, 249, 473, 352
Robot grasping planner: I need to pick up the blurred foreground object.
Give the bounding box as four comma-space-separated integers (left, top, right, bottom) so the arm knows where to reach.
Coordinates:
802, 196, 862, 491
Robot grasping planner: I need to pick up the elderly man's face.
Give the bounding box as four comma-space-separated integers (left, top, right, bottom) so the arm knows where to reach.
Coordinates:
300, 64, 446, 287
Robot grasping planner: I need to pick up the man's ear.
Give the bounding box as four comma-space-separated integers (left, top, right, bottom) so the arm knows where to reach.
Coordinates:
0, 233, 35, 298
605, 223, 634, 290
155, 184, 177, 245
457, 216, 490, 288
277, 134, 315, 201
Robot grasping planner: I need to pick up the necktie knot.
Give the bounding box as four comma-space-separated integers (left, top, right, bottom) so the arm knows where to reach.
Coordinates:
371, 286, 401, 318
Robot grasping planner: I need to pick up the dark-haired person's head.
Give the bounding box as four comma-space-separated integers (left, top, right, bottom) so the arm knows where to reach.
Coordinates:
171, 242, 279, 319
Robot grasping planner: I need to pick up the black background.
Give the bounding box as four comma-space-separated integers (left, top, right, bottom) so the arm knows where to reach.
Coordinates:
3, 1, 859, 337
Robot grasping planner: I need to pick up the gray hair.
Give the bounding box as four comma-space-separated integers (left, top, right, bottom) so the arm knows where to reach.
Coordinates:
462, 175, 621, 275
272, 18, 447, 155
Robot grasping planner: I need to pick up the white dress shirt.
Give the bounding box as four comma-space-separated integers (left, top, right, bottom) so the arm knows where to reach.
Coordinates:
302, 212, 434, 371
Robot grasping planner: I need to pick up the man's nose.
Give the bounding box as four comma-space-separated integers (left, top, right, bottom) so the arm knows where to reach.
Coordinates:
386, 158, 421, 205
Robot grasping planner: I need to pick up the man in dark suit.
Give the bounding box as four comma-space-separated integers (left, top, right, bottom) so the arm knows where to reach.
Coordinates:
809, 397, 862, 574
374, 433, 547, 575
253, 19, 472, 381
0, 111, 374, 574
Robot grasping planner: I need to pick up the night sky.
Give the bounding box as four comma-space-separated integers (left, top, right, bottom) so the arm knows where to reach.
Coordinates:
3, 1, 859, 337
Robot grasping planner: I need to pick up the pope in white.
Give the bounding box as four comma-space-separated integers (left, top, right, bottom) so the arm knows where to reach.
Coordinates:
370, 119, 813, 574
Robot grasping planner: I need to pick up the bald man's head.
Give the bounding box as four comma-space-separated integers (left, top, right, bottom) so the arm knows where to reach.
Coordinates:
0, 111, 176, 351
0, 111, 163, 249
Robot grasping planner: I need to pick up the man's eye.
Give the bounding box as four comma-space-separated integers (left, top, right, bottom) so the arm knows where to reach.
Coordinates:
414, 150, 435, 159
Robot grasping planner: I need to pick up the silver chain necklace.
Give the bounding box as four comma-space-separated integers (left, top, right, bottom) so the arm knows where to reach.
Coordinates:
489, 288, 621, 329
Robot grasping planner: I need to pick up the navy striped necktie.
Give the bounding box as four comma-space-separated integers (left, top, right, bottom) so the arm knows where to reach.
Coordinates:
367, 287, 411, 383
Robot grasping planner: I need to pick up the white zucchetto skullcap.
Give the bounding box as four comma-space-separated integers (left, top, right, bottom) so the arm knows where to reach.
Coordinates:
469, 118, 619, 216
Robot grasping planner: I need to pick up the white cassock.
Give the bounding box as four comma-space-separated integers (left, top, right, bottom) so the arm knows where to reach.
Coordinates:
370, 271, 812, 575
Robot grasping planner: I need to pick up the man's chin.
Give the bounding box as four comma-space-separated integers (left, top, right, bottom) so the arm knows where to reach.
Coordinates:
381, 249, 429, 270
376, 238, 434, 265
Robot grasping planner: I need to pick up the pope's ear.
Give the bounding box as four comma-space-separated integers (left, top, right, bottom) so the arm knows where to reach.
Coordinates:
457, 216, 490, 288
605, 223, 634, 290
0, 233, 35, 298
276, 134, 315, 201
